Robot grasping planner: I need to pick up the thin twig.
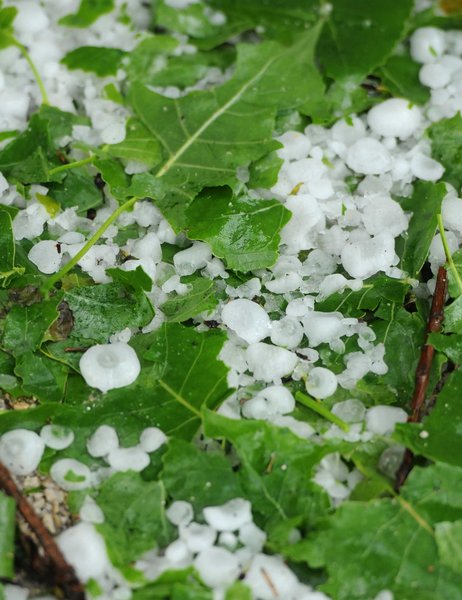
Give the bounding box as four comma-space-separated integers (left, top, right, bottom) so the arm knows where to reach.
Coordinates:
0, 462, 84, 599
394, 266, 448, 491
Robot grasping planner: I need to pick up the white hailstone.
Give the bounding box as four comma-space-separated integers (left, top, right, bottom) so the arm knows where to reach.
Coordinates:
86, 425, 119, 458
12, 203, 48, 240
40, 425, 74, 450
246, 343, 298, 382
270, 316, 303, 349
0, 172, 8, 194
305, 367, 338, 399
317, 274, 349, 300
28, 240, 63, 274
79, 342, 141, 393
203, 498, 252, 531
76, 244, 119, 283
14, 1, 49, 33
280, 195, 325, 252
341, 232, 396, 279
101, 122, 126, 144
219, 340, 248, 373
221, 299, 271, 344
374, 591, 394, 600
0, 89, 29, 121
410, 27, 446, 63
367, 99, 422, 140
164, 539, 192, 565
331, 116, 366, 146
410, 154, 444, 181
139, 427, 167, 453
313, 470, 350, 500
0, 429, 45, 476
50, 459, 91, 491
346, 138, 392, 175
276, 130, 311, 160
332, 399, 366, 423
419, 62, 451, 88
3, 584, 29, 600
442, 195, 462, 235
79, 496, 105, 524
301, 311, 346, 347
307, 177, 334, 200
57, 523, 110, 582
265, 272, 303, 293
285, 296, 314, 318
226, 277, 261, 299
243, 385, 295, 420
173, 242, 211, 276
361, 195, 408, 237
286, 158, 328, 187
166, 501, 194, 527
320, 453, 349, 481
429, 231, 459, 266
271, 415, 315, 439
238, 522, 267, 553
107, 447, 150, 472
194, 547, 240, 588
218, 531, 238, 550
365, 406, 408, 435
180, 522, 217, 553
244, 554, 299, 600
127, 232, 162, 263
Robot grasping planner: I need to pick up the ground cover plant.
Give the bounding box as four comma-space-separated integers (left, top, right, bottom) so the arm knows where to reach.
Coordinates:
1, 0, 462, 598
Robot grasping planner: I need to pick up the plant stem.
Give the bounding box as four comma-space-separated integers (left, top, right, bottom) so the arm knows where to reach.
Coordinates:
48, 155, 94, 177
15, 40, 49, 105
437, 213, 462, 296
295, 391, 350, 432
41, 196, 138, 296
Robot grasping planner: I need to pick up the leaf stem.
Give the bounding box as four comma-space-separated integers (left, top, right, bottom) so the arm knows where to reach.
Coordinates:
14, 39, 49, 105
295, 391, 350, 432
437, 213, 462, 296
41, 196, 138, 296
49, 156, 94, 177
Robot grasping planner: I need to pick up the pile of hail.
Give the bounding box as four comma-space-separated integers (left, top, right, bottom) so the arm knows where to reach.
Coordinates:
0, 1, 462, 599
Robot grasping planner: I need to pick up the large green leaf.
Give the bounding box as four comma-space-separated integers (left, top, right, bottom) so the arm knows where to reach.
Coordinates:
304, 463, 462, 600
129, 28, 323, 191
428, 113, 462, 192
185, 187, 291, 271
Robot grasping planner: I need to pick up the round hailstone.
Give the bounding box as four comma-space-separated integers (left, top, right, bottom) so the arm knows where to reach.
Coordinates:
242, 385, 295, 420
3, 584, 29, 600
442, 195, 462, 235
79, 496, 105, 524
346, 138, 392, 175
301, 311, 346, 347
203, 498, 252, 532
331, 399, 366, 423
280, 195, 325, 253
0, 429, 45, 476
173, 242, 212, 276
56, 522, 110, 582
86, 425, 119, 458
106, 447, 150, 472
165, 539, 191, 565
244, 554, 299, 600
341, 232, 396, 279
79, 342, 141, 393
361, 195, 408, 237
180, 522, 217, 553
238, 522, 267, 553
305, 367, 338, 399
40, 425, 74, 450
270, 316, 304, 349
166, 501, 194, 527
50, 459, 91, 491
410, 27, 446, 64
419, 62, 451, 89
367, 99, 422, 140
331, 116, 366, 145
100, 122, 126, 144
221, 299, 271, 344
246, 343, 298, 382
276, 130, 311, 160
139, 427, 167, 453
28, 240, 63, 274
14, 1, 49, 33
365, 406, 408, 435
410, 154, 444, 181
194, 547, 240, 588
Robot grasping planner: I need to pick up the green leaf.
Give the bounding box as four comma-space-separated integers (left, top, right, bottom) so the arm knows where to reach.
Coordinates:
161, 439, 243, 513
105, 118, 162, 168
378, 54, 431, 105
248, 151, 284, 189
162, 276, 217, 322
317, 0, 414, 81
64, 282, 154, 344
59, 0, 115, 27
49, 168, 103, 213
185, 187, 291, 271
61, 46, 126, 76
203, 410, 334, 531
395, 368, 462, 467
0, 492, 15, 579
0, 208, 25, 286
435, 520, 462, 574
106, 266, 153, 292
428, 113, 462, 191
14, 351, 68, 403
445, 296, 462, 334
0, 6, 17, 30
94, 157, 131, 202
305, 463, 462, 599
129, 28, 323, 191
400, 181, 446, 277
2, 299, 61, 357
428, 332, 462, 363
95, 472, 173, 567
